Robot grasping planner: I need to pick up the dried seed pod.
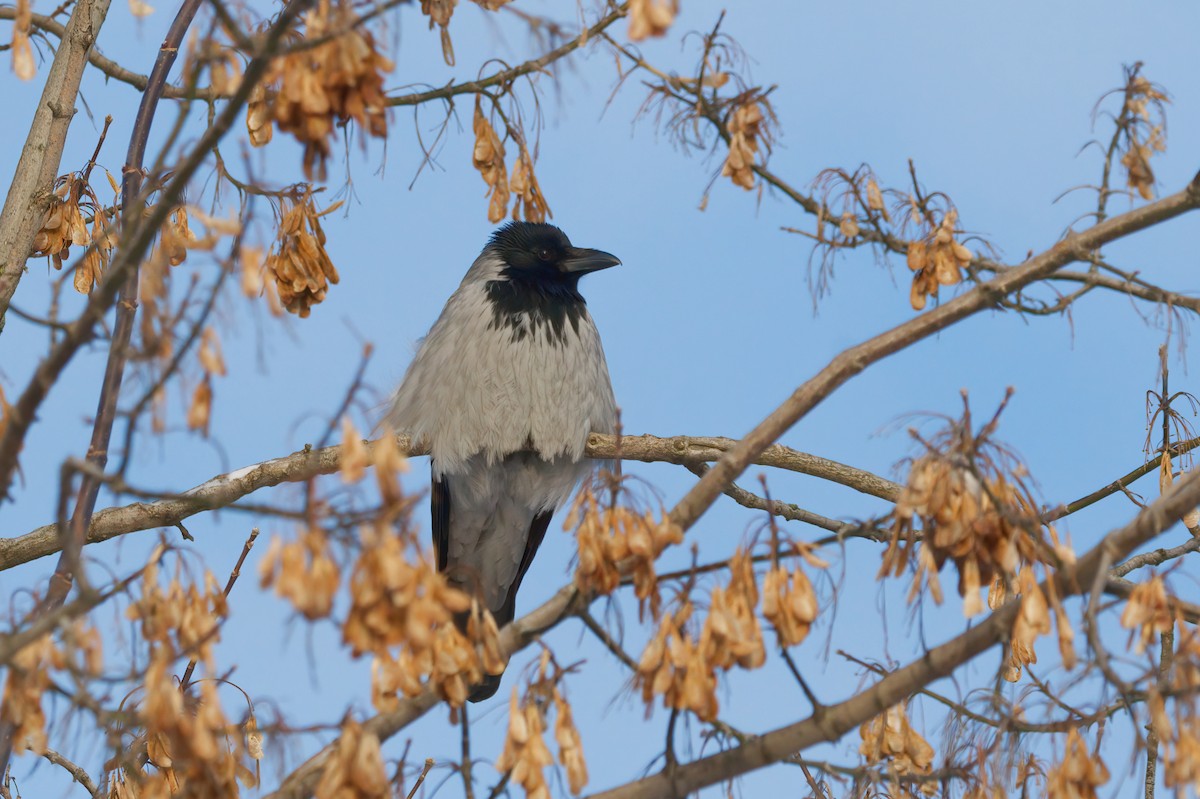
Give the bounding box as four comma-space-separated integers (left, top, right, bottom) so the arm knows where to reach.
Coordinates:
627, 0, 677, 41
721, 101, 765, 190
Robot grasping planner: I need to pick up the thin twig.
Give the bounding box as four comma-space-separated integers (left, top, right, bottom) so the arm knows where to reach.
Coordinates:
179, 527, 259, 690
40, 748, 98, 797
407, 758, 435, 799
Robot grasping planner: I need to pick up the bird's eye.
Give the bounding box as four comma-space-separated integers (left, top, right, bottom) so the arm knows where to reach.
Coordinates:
535, 247, 552, 262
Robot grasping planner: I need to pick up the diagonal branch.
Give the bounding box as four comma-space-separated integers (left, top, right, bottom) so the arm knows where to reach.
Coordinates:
665, 174, 1200, 538
583, 458, 1200, 799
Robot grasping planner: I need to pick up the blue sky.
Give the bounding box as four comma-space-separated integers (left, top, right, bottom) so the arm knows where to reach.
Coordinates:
4, 1, 1200, 797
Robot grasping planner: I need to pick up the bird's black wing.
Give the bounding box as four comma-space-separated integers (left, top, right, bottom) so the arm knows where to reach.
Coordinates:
431, 470, 450, 572
496, 509, 553, 627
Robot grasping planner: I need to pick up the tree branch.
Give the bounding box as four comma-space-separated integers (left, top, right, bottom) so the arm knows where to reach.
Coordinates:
665, 173, 1200, 539
0, 433, 891, 571
385, 2, 628, 108
583, 458, 1200, 799
0, 0, 112, 329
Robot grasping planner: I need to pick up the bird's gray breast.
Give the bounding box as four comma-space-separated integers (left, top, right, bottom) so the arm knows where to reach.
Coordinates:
388, 274, 617, 475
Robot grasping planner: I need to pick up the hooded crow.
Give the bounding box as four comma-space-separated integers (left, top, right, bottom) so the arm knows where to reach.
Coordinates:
388, 221, 619, 701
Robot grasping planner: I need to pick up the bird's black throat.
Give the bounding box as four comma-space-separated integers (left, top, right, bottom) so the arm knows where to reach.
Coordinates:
485, 272, 587, 346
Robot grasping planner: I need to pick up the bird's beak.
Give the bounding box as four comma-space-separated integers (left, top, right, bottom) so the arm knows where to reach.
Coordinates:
561, 247, 621, 275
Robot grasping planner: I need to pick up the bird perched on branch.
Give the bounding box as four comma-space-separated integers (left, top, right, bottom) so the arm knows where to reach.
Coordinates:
389, 221, 619, 701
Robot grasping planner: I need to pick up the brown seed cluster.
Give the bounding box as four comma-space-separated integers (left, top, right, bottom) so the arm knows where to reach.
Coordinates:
627, 0, 678, 41
0, 623, 102, 754
761, 560, 819, 647
1120, 574, 1174, 655
265, 190, 342, 317
885, 451, 1040, 617
314, 717, 389, 799
866, 177, 891, 222
122, 655, 259, 799
721, 101, 765, 190
343, 522, 504, 709
635, 606, 718, 720
703, 550, 765, 671
509, 147, 552, 223
906, 208, 972, 311
1118, 73, 1169, 201
1046, 729, 1109, 799
567, 482, 682, 619
126, 559, 228, 666
139, 205, 237, 386
252, 0, 394, 180
31, 174, 117, 293
496, 688, 555, 799
187, 327, 227, 438
420, 0, 457, 65
259, 526, 342, 620
472, 99, 509, 223
115, 555, 258, 799
628, 537, 823, 721
858, 705, 937, 798
882, 397, 1048, 618
199, 41, 243, 97
495, 654, 588, 797
10, 0, 34, 80
470, 99, 553, 224
1004, 565, 1051, 682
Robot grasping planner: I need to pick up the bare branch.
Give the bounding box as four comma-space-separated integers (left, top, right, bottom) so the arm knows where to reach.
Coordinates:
385, 3, 629, 108
0, 433, 891, 571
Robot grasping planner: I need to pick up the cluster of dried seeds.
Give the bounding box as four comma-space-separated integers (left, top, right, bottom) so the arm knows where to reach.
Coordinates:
1003, 565, 1051, 682
264, 189, 342, 317
0, 623, 102, 754
567, 481, 682, 619
126, 559, 228, 665
258, 526, 342, 620
635, 606, 718, 720
627, 0, 677, 41
10, 0, 34, 79
470, 99, 553, 223
495, 654, 588, 797
761, 558, 819, 647
882, 399, 1047, 618
702, 550, 765, 670
858, 705, 937, 798
1046, 729, 1109, 799
186, 327, 227, 437
906, 208, 972, 311
31, 173, 117, 293
1148, 630, 1200, 791
314, 717, 389, 799
509, 147, 551, 223
1119, 73, 1169, 201
122, 656, 259, 799
344, 522, 504, 709
251, 0, 393, 180
111, 552, 259, 799
472, 99, 509, 223
721, 100, 765, 190
1120, 574, 1174, 655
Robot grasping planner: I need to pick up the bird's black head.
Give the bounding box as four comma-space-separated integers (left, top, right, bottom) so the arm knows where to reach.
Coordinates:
483, 222, 619, 346
488, 222, 621, 289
